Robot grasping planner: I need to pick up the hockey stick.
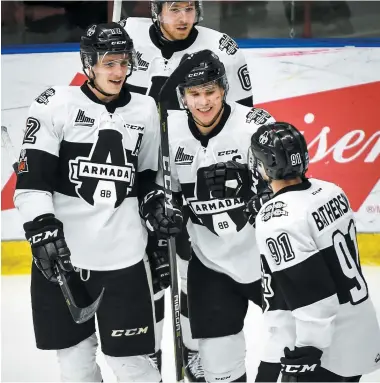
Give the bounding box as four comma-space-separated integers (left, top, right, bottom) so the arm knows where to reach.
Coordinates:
1, 126, 18, 172
55, 265, 104, 324
1, 125, 104, 324
157, 49, 213, 383
112, 0, 123, 22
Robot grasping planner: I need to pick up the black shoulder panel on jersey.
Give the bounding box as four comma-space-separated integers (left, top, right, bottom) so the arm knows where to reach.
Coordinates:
125, 83, 148, 96
16, 149, 59, 193
236, 95, 254, 108
272, 251, 337, 311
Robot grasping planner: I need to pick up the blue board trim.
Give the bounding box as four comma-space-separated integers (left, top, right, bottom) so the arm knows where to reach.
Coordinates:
235, 38, 380, 48
2, 38, 380, 54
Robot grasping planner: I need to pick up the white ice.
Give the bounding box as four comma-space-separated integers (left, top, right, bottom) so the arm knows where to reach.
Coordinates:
2, 266, 380, 382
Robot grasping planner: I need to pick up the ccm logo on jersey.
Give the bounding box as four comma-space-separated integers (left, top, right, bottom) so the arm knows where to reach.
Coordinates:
124, 123, 144, 131
215, 375, 231, 380
281, 364, 318, 373
111, 40, 126, 45
111, 327, 148, 337
29, 229, 58, 245
218, 149, 238, 156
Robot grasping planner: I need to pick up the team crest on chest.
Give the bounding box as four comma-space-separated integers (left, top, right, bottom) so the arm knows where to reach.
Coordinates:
69, 128, 136, 208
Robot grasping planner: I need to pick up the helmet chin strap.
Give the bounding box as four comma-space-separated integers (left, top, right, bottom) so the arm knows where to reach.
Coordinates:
188, 102, 225, 129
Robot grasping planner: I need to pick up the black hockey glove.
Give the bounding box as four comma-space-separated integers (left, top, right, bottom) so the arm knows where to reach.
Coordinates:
140, 190, 183, 239
24, 214, 73, 283
244, 188, 273, 227
149, 239, 171, 292
280, 346, 323, 382
203, 161, 249, 199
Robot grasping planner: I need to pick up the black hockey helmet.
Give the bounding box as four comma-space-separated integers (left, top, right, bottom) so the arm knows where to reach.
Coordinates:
249, 122, 309, 180
151, 1, 204, 29
80, 22, 137, 73
177, 50, 229, 105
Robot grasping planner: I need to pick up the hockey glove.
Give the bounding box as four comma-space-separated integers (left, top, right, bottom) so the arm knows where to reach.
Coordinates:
149, 239, 171, 292
24, 214, 73, 283
244, 188, 273, 227
280, 346, 323, 382
141, 190, 183, 239
203, 161, 249, 199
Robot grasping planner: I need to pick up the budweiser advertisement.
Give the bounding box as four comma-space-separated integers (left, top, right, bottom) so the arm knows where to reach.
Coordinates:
1, 48, 379, 240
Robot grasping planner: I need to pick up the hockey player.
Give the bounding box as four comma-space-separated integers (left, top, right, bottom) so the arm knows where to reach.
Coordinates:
248, 122, 380, 382
161, 50, 275, 382
13, 22, 182, 382
119, 3, 254, 379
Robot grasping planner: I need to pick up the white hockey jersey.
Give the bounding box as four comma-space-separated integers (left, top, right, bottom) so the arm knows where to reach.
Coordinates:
165, 103, 275, 283
14, 84, 160, 271
123, 18, 253, 108
256, 178, 380, 377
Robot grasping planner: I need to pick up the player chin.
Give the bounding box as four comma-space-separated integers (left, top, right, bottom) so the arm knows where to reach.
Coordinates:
106, 76, 126, 93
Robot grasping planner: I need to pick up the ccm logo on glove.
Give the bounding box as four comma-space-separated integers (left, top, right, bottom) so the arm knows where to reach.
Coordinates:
28, 229, 58, 244
282, 364, 318, 374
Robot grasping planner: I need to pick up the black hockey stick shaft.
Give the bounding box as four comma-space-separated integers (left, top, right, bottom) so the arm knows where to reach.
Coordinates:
157, 49, 213, 383
157, 101, 184, 383
1, 125, 104, 324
